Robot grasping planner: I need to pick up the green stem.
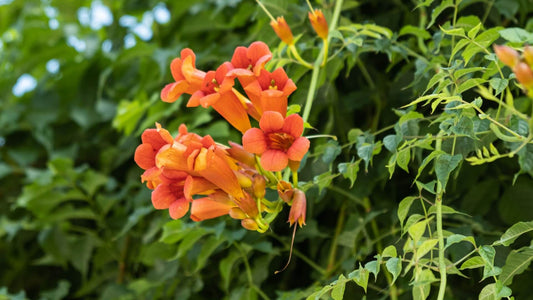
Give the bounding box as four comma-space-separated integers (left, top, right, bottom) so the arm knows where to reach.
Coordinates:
301, 0, 344, 124
234, 243, 270, 300
435, 131, 447, 300
288, 45, 313, 69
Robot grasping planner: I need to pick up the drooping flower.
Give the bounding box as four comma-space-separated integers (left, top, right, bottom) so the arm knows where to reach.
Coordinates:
161, 48, 206, 103
242, 111, 310, 172
308, 9, 328, 40
187, 62, 251, 133
494, 45, 520, 68
243, 68, 297, 117
270, 16, 294, 45
288, 189, 306, 227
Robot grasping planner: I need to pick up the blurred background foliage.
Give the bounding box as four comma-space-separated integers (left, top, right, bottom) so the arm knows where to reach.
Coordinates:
1, 0, 533, 299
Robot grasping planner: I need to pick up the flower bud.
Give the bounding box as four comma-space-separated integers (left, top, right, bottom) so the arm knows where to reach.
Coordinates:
308, 9, 328, 40
252, 174, 266, 199
229, 207, 247, 219
227, 141, 256, 167
234, 170, 253, 188
494, 45, 520, 68
277, 180, 294, 203
241, 218, 259, 231
524, 45, 533, 68
513, 62, 533, 90
288, 189, 306, 227
288, 160, 301, 172
271, 16, 294, 45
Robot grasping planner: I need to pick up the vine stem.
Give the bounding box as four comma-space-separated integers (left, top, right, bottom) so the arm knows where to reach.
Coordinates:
435, 131, 447, 300
302, 0, 344, 124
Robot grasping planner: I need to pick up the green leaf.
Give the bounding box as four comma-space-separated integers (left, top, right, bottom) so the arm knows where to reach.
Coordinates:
427, 0, 454, 28
219, 251, 241, 291
398, 196, 417, 228
364, 260, 380, 281
195, 236, 226, 272
490, 78, 508, 96
456, 78, 487, 94
349, 266, 369, 293
499, 27, 533, 43
386, 257, 402, 284
435, 153, 462, 190
399, 25, 431, 39
396, 148, 411, 172
331, 274, 346, 300
495, 220, 533, 246
313, 171, 334, 194
480, 245, 502, 280
415, 151, 443, 182
382, 245, 397, 258
408, 218, 431, 244
415, 239, 438, 260
467, 23, 482, 39
338, 161, 360, 188
460, 256, 485, 270
412, 269, 435, 300
499, 247, 533, 285
445, 234, 476, 249
478, 283, 498, 300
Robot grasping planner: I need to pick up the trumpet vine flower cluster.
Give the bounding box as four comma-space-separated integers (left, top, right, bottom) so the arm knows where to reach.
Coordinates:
494, 44, 533, 97
134, 41, 310, 232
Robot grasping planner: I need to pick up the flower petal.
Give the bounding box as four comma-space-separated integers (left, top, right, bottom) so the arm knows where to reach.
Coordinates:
287, 137, 310, 161
212, 92, 251, 133
134, 144, 156, 170
260, 150, 288, 171
169, 197, 190, 219
184, 175, 217, 200
282, 114, 304, 137
242, 128, 267, 154
230, 46, 249, 69
259, 111, 284, 132
152, 184, 178, 209
190, 194, 235, 221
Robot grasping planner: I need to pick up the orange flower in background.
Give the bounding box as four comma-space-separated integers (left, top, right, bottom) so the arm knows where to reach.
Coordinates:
244, 68, 297, 117
513, 62, 533, 90
524, 45, 533, 67
288, 189, 306, 227
242, 111, 310, 172
493, 45, 520, 68
270, 16, 294, 45
308, 9, 328, 40
230, 41, 272, 78
161, 48, 206, 103
187, 62, 251, 133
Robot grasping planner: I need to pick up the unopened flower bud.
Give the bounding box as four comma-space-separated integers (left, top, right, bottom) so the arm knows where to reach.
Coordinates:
227, 141, 256, 167
241, 218, 259, 231
277, 180, 294, 203
308, 9, 328, 40
524, 45, 533, 68
271, 16, 294, 45
494, 45, 520, 68
288, 189, 306, 227
252, 174, 266, 199
229, 207, 247, 219
234, 171, 253, 188
513, 62, 533, 90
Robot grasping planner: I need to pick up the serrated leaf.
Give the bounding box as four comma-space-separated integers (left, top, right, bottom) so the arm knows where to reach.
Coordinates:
399, 25, 431, 39
428, 0, 454, 29
415, 239, 438, 260
397, 148, 411, 172
495, 220, 533, 246
338, 161, 359, 188
460, 256, 485, 270
331, 274, 346, 300
382, 245, 397, 258
435, 153, 462, 190
386, 257, 402, 284
478, 283, 498, 300
408, 218, 431, 244
398, 196, 417, 228
499, 247, 533, 285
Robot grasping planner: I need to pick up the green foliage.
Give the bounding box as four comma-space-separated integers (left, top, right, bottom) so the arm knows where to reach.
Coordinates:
2, 0, 533, 299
